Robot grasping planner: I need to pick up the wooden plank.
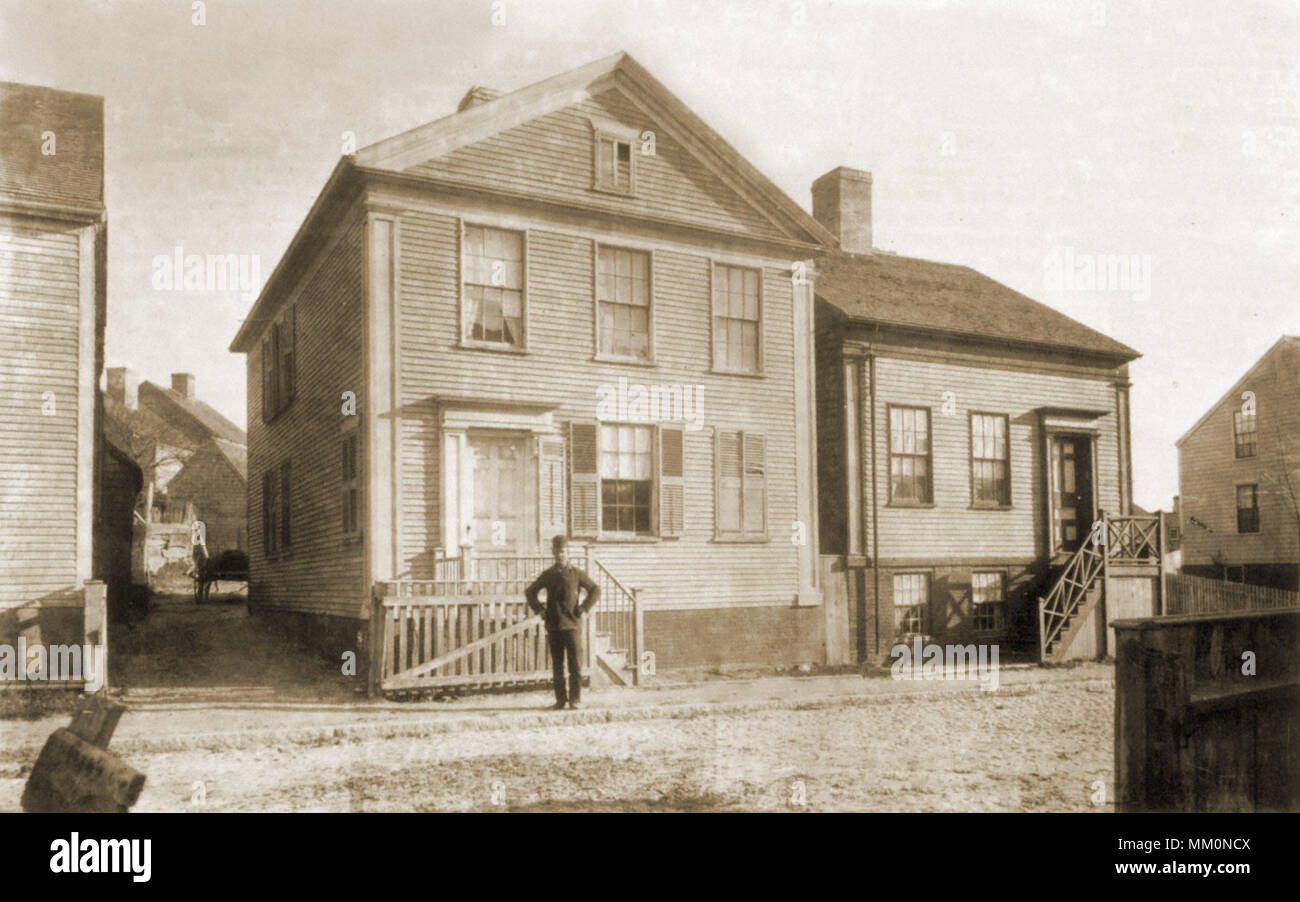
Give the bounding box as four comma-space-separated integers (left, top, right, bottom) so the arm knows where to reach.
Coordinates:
68, 696, 124, 748
21, 728, 146, 813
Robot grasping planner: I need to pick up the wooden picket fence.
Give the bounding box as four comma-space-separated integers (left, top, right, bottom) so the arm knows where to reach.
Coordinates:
1166, 572, 1300, 615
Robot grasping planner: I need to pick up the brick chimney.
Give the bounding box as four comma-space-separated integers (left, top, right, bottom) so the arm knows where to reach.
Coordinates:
106, 367, 139, 410
457, 86, 502, 112
171, 372, 196, 400
812, 166, 873, 255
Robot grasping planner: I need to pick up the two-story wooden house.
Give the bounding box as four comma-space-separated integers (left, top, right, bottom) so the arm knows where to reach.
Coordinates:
1176, 336, 1300, 590
230, 53, 830, 684
0, 81, 109, 682
812, 167, 1150, 663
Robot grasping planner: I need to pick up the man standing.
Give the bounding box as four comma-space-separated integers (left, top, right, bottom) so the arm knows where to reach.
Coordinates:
525, 535, 600, 710
191, 519, 210, 602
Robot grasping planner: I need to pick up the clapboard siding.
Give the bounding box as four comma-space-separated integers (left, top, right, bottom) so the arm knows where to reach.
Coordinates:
406, 87, 785, 242
247, 213, 366, 618
393, 205, 802, 609
1178, 340, 1300, 568
0, 223, 82, 605
869, 353, 1122, 560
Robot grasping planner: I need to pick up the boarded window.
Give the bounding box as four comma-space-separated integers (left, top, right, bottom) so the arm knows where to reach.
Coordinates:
889, 406, 932, 504
279, 460, 292, 550
972, 571, 1006, 633
971, 413, 1010, 506
262, 470, 279, 555
463, 225, 524, 347
715, 430, 767, 538
597, 246, 650, 360
1236, 484, 1259, 534
893, 573, 928, 635
712, 264, 760, 373
341, 433, 359, 536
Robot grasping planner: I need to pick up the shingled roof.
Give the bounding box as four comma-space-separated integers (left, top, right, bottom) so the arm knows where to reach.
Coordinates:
0, 81, 104, 212
139, 381, 247, 446
816, 251, 1140, 361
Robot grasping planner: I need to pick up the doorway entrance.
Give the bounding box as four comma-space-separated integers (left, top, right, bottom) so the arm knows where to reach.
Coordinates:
467, 432, 537, 554
1050, 433, 1094, 554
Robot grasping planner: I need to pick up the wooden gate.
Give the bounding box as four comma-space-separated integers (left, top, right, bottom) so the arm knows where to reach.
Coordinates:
370, 555, 590, 693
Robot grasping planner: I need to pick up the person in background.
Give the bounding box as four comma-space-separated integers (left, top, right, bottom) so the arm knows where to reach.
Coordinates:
191, 519, 210, 602
525, 535, 600, 710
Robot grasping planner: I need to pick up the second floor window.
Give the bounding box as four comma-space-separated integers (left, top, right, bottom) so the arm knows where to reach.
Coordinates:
1236, 484, 1259, 534
970, 413, 1010, 506
597, 246, 651, 360
889, 405, 932, 504
713, 263, 761, 373
463, 225, 523, 347
260, 304, 296, 422
1233, 409, 1257, 458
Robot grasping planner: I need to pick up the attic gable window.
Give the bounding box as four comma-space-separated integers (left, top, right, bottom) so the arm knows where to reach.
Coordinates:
594, 133, 633, 194
1233, 408, 1257, 458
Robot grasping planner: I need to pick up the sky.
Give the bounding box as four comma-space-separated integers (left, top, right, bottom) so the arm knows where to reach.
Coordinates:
3, 0, 1298, 512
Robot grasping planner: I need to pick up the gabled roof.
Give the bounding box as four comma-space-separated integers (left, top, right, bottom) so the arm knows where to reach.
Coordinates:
355, 51, 834, 248
139, 381, 247, 446
816, 250, 1141, 361
211, 438, 248, 480
234, 53, 835, 354
103, 394, 199, 457
0, 81, 104, 215
1175, 335, 1300, 447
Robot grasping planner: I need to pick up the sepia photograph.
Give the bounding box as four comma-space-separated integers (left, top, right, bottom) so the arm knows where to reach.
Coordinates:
0, 0, 1295, 882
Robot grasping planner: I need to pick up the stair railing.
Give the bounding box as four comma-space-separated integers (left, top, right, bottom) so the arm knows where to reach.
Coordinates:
586, 556, 643, 686
1038, 540, 1105, 660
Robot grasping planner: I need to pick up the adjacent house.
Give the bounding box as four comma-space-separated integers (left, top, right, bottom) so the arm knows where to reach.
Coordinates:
0, 81, 109, 682
230, 53, 828, 677
812, 167, 1151, 663
1176, 336, 1300, 590
103, 366, 247, 584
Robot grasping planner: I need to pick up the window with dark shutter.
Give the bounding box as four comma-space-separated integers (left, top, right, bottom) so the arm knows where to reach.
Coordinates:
569, 422, 600, 537
262, 470, 278, 555
280, 460, 292, 549
715, 429, 767, 539
341, 432, 359, 536
659, 426, 684, 537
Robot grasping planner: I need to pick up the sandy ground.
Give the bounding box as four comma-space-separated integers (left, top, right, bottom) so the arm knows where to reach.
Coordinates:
0, 593, 1117, 812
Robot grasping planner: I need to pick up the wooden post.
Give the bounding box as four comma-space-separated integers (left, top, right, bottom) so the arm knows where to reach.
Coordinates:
631, 588, 644, 687
1158, 511, 1168, 616
1100, 510, 1112, 657
82, 580, 107, 692
367, 586, 384, 697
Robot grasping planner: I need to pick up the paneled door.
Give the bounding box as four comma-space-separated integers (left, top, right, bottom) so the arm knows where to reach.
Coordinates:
468, 433, 537, 554
1050, 434, 1094, 553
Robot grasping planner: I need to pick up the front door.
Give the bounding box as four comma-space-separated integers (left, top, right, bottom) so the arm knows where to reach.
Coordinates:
468, 433, 536, 554
1050, 434, 1094, 553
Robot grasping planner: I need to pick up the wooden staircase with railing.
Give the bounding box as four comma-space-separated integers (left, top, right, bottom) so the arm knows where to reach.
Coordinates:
1038, 511, 1164, 663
